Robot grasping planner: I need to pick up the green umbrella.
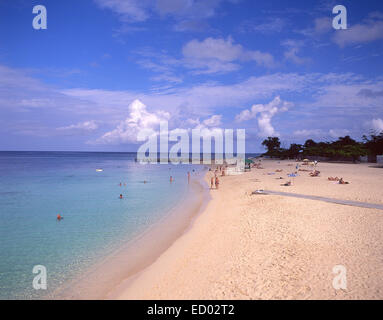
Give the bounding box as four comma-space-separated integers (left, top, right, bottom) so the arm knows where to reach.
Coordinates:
245, 159, 254, 164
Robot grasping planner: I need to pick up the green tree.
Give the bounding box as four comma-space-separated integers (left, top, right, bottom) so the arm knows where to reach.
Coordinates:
363, 131, 383, 156
287, 143, 302, 158
262, 137, 281, 157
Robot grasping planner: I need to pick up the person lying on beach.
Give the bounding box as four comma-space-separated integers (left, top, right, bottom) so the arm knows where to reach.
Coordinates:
281, 181, 292, 186
309, 170, 320, 177
339, 178, 350, 184
299, 169, 311, 172
275, 169, 283, 172
328, 177, 340, 181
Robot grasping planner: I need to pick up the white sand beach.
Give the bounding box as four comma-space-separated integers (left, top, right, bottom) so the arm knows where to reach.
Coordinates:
113, 160, 383, 300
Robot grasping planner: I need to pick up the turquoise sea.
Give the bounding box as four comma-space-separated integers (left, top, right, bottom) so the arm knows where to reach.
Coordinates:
0, 151, 204, 299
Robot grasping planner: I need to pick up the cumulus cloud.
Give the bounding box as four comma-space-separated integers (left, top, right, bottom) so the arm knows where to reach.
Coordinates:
94, 99, 170, 144
3, 62, 383, 144
333, 13, 383, 47
371, 118, 383, 133
202, 114, 222, 127
235, 96, 292, 137
182, 37, 276, 74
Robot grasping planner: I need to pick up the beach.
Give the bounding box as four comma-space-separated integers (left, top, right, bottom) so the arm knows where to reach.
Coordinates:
113, 160, 383, 300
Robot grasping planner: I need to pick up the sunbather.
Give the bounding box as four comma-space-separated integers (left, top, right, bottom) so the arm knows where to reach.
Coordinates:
309, 170, 320, 177
339, 178, 350, 184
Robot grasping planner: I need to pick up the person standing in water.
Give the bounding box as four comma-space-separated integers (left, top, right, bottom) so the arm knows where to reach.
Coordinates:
119, 194, 123, 199
187, 172, 190, 184
170, 176, 173, 183
215, 176, 220, 189
210, 176, 215, 189
57, 214, 62, 221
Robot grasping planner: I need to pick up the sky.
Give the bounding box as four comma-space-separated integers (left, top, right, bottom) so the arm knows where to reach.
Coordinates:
0, 0, 383, 152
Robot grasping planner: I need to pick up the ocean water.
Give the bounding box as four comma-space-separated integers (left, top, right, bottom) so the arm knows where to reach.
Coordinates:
0, 151, 204, 299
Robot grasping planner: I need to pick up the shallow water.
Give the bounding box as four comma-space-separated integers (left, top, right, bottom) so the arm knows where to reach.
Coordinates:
0, 151, 202, 299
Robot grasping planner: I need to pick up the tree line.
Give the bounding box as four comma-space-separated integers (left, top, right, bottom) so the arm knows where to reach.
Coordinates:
261, 131, 383, 162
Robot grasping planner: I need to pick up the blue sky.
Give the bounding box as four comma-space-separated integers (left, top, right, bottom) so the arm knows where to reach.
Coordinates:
0, 0, 383, 152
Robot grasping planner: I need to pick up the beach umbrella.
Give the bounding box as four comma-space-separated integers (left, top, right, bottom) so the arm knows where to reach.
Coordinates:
245, 159, 254, 164
303, 159, 309, 162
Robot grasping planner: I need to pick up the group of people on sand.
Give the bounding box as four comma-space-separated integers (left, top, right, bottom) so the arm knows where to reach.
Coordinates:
209, 167, 223, 189
210, 175, 220, 189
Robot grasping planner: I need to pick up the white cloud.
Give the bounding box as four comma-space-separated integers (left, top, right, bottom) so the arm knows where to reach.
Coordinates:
371, 118, 383, 133
329, 128, 350, 138
94, 99, 170, 144
183, 37, 243, 62
94, 0, 239, 31
94, 0, 149, 22
58, 120, 98, 132
235, 96, 292, 137
333, 13, 383, 47
299, 17, 332, 37
182, 37, 276, 73
293, 128, 350, 139
314, 17, 333, 34
282, 39, 310, 65
202, 114, 222, 127
293, 129, 324, 137
3, 63, 383, 143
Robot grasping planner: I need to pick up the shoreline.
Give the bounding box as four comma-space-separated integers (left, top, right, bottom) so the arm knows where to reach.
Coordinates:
115, 160, 383, 300
52, 168, 210, 300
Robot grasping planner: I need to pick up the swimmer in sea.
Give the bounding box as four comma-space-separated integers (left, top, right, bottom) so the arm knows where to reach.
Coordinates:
57, 214, 62, 221
187, 172, 190, 183
119, 194, 123, 199
170, 176, 173, 183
